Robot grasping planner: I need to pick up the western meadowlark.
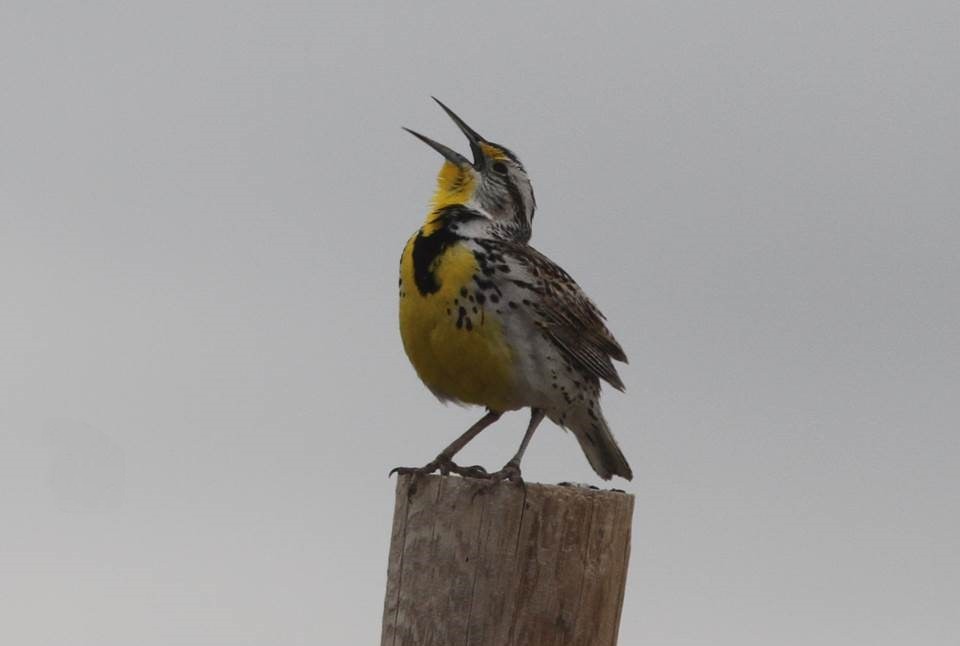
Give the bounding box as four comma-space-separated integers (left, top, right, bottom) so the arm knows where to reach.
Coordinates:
393, 98, 632, 482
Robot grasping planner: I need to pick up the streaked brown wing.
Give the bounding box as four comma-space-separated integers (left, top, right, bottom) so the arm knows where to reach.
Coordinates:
488, 240, 628, 391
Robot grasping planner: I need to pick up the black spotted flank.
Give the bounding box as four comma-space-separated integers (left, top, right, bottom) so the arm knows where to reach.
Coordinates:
510, 278, 541, 293
472, 276, 503, 298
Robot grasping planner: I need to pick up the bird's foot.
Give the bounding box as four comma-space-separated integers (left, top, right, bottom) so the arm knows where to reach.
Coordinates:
388, 457, 444, 499
471, 462, 525, 499
389, 455, 452, 478
486, 461, 523, 484
390, 457, 491, 498
389, 457, 488, 479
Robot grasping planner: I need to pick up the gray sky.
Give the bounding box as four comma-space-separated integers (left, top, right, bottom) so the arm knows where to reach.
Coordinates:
2, 1, 958, 644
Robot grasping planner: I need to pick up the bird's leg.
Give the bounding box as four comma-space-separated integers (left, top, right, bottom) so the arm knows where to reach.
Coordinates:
486, 408, 546, 484
390, 410, 502, 479
435, 409, 502, 475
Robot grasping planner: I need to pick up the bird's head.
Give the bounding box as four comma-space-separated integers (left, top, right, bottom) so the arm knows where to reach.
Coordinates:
405, 98, 536, 242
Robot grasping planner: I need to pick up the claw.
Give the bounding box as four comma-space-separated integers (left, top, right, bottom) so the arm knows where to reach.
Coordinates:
489, 462, 523, 484
471, 461, 525, 497
389, 456, 492, 480
389, 458, 444, 500
389, 456, 445, 479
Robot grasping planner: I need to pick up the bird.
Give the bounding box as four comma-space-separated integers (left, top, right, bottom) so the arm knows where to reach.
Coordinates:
393, 98, 632, 482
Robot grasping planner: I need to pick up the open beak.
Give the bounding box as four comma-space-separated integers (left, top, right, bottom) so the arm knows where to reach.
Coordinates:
401, 127, 472, 168
403, 97, 487, 170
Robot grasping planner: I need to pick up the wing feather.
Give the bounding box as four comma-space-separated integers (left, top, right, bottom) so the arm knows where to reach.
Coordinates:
481, 240, 628, 391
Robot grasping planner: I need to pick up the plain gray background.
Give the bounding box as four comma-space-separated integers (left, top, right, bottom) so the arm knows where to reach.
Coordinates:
2, 1, 958, 644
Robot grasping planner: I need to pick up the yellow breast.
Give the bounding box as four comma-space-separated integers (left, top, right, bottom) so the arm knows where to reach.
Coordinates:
398, 232, 519, 412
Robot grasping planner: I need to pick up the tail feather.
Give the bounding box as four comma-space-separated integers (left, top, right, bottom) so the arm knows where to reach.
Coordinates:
559, 406, 633, 481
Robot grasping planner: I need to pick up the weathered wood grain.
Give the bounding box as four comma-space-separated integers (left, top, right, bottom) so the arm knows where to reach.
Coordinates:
381, 475, 634, 646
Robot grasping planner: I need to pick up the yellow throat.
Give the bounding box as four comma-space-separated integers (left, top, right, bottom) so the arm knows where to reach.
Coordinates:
420, 161, 476, 233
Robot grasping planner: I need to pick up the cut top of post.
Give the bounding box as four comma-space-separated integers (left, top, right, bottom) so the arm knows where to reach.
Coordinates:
382, 475, 635, 646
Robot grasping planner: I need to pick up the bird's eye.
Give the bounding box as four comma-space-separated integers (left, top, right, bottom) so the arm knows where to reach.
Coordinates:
492, 161, 508, 174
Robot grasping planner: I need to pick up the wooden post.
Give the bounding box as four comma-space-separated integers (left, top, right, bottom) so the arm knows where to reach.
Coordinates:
381, 474, 634, 646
